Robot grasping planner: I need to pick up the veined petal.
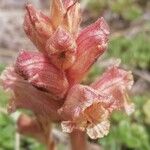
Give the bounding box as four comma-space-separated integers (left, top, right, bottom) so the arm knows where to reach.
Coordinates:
15, 51, 69, 99
86, 120, 110, 139
0, 67, 61, 120
50, 0, 81, 35
63, 0, 74, 8
46, 27, 76, 69
91, 66, 133, 91
62, 1, 81, 36
67, 17, 110, 85
59, 84, 112, 139
50, 0, 66, 28
91, 66, 134, 114
24, 4, 53, 52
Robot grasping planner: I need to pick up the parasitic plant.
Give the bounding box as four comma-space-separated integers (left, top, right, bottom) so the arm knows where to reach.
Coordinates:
0, 0, 134, 150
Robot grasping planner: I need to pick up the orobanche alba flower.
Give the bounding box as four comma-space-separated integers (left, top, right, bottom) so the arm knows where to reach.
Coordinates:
0, 0, 134, 149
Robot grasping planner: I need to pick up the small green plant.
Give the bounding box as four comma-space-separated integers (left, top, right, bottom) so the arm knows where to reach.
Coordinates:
107, 32, 150, 69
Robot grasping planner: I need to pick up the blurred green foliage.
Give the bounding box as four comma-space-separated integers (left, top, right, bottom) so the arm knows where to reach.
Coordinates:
86, 0, 144, 21
0, 113, 15, 150
107, 31, 150, 69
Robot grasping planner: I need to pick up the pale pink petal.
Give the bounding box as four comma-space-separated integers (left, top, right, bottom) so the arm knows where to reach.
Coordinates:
86, 120, 110, 139
91, 66, 134, 114
59, 84, 112, 138
46, 27, 76, 69
61, 121, 74, 133
59, 84, 113, 120
15, 51, 69, 99
67, 17, 110, 85
0, 67, 61, 121
24, 4, 53, 52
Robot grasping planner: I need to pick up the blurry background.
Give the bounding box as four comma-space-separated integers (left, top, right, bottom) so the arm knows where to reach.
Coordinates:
0, 0, 150, 150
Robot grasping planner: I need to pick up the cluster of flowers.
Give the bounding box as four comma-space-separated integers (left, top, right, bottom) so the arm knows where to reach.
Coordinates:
0, 0, 134, 139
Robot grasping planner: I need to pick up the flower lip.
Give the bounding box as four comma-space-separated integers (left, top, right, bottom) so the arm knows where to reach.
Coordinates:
59, 84, 112, 139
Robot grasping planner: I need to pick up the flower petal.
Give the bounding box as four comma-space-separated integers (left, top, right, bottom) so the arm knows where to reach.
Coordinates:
50, 0, 81, 35
50, 0, 66, 28
61, 121, 74, 133
91, 66, 134, 114
0, 66, 62, 120
62, 1, 81, 36
46, 27, 76, 69
15, 51, 69, 99
59, 84, 112, 138
86, 120, 110, 139
67, 17, 110, 85
24, 4, 53, 52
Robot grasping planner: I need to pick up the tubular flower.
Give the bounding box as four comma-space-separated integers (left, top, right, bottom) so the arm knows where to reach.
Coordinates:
67, 17, 110, 85
0, 0, 134, 145
59, 66, 134, 139
15, 51, 69, 99
0, 66, 61, 120
59, 84, 113, 139
91, 66, 134, 115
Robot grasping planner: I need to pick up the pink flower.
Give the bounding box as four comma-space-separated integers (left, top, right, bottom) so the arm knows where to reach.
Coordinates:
59, 66, 134, 139
59, 84, 112, 139
15, 51, 69, 99
66, 17, 110, 85
0, 66, 62, 121
91, 66, 134, 114
0, 0, 134, 141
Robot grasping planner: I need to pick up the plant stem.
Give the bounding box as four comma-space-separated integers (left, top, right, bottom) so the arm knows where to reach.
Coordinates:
70, 130, 87, 150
